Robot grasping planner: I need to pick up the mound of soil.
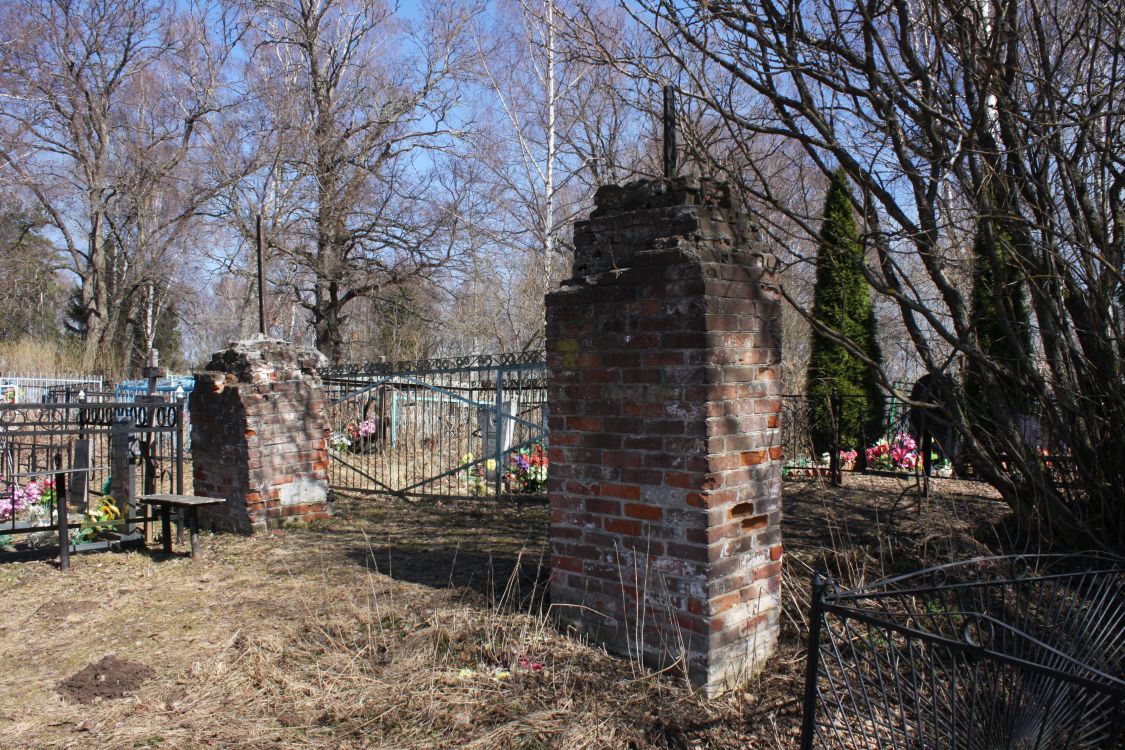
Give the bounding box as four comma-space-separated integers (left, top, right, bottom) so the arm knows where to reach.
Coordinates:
58, 655, 155, 704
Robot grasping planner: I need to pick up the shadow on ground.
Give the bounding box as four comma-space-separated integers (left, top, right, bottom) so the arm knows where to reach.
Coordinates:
325, 476, 1009, 612
329, 493, 551, 609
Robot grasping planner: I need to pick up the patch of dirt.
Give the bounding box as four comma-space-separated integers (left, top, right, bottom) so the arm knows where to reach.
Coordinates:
36, 599, 98, 618
57, 655, 155, 704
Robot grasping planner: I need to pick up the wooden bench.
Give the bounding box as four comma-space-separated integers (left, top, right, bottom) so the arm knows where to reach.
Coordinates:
138, 494, 225, 559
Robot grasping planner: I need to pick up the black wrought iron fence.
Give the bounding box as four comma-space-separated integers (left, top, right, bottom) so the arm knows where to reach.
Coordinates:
799, 554, 1125, 749
781, 389, 955, 483
0, 400, 186, 567
321, 352, 548, 500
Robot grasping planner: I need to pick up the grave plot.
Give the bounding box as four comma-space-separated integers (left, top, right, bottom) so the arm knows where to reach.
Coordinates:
0, 398, 187, 564
322, 352, 547, 501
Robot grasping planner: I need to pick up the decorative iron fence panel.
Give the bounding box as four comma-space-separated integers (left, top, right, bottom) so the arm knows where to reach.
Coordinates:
322, 353, 548, 500
0, 374, 103, 403
781, 390, 950, 479
0, 400, 186, 563
799, 554, 1125, 750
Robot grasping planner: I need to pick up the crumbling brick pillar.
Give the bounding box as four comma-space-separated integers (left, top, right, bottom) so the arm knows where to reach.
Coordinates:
190, 338, 332, 533
545, 177, 783, 695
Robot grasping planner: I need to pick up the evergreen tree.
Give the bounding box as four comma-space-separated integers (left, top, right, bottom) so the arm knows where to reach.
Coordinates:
0, 202, 64, 342
806, 170, 884, 454
965, 218, 1032, 432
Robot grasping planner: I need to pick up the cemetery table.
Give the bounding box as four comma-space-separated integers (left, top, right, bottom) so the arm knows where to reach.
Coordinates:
139, 494, 225, 559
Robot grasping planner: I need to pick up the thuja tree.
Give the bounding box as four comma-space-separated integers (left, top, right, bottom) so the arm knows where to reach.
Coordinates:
965, 217, 1033, 441
807, 170, 883, 455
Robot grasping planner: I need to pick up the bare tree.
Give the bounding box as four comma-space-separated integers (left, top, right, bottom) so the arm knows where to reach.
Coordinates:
0, 0, 242, 372
232, 0, 480, 363
587, 0, 1123, 547
0, 199, 66, 343
456, 0, 651, 352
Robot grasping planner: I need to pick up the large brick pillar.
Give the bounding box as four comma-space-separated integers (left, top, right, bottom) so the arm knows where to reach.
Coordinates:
190, 338, 332, 533
545, 177, 783, 695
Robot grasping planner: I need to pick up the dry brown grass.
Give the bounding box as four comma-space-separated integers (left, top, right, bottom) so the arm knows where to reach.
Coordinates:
0, 474, 1008, 749
0, 338, 89, 378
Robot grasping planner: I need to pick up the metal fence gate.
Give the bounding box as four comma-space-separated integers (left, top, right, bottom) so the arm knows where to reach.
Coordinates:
321, 352, 548, 500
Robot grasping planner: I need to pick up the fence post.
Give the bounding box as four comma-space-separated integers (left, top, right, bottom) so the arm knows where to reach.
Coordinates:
175, 399, 184, 496
110, 414, 136, 535
69, 392, 89, 510
799, 573, 830, 750
56, 462, 70, 571
53, 449, 66, 516
494, 366, 504, 498
829, 389, 842, 486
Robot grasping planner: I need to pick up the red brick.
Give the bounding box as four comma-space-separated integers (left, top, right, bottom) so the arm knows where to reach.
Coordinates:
623, 402, 665, 418
753, 561, 782, 581
622, 369, 662, 384
642, 351, 684, 366
604, 518, 642, 536
644, 416, 685, 434
551, 554, 584, 573
740, 450, 768, 466
575, 352, 602, 368
600, 483, 641, 501
707, 453, 741, 472
623, 435, 664, 450
604, 416, 645, 434
618, 468, 665, 485
568, 416, 603, 432
711, 590, 741, 615
582, 369, 620, 384
602, 451, 642, 470
624, 503, 662, 521
585, 498, 621, 515
664, 471, 698, 489
551, 526, 583, 540
740, 515, 768, 533
675, 612, 708, 635
563, 481, 599, 496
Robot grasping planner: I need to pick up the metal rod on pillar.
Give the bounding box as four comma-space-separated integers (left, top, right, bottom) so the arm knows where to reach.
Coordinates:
662, 84, 677, 180
255, 213, 266, 336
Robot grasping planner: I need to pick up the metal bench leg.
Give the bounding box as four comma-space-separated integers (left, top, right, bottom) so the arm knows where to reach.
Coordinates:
189, 508, 201, 559
161, 505, 172, 555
